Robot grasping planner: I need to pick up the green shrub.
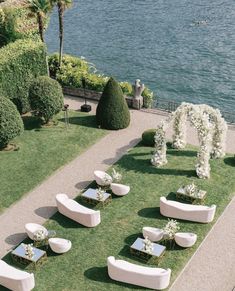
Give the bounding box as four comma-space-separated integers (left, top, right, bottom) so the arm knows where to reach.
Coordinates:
96, 77, 130, 130
0, 39, 47, 113
119, 81, 133, 96
0, 7, 19, 47
142, 129, 156, 146
29, 76, 64, 123
0, 96, 24, 149
142, 87, 154, 108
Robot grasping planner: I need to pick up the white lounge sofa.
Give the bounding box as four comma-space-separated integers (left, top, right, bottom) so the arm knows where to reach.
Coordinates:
0, 260, 35, 291
175, 232, 197, 248
142, 227, 164, 242
111, 183, 130, 196
160, 197, 216, 223
107, 256, 171, 290
94, 170, 112, 186
56, 194, 101, 227
25, 223, 48, 241
48, 238, 72, 254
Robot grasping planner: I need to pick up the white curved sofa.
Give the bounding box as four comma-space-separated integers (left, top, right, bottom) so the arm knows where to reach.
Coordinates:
49, 238, 72, 254
107, 256, 171, 290
142, 227, 164, 242
56, 194, 101, 227
111, 183, 130, 196
0, 260, 35, 291
175, 232, 197, 248
94, 170, 112, 186
25, 223, 48, 240
160, 197, 216, 223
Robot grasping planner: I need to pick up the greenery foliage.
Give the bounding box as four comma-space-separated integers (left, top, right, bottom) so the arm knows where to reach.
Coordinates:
0, 96, 23, 149
29, 76, 64, 123
48, 53, 154, 106
96, 77, 130, 130
0, 39, 48, 113
142, 128, 156, 146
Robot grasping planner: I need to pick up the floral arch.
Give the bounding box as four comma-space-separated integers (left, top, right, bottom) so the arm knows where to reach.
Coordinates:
151, 103, 227, 179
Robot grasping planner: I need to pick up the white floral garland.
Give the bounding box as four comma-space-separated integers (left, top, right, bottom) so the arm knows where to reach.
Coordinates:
151, 103, 227, 179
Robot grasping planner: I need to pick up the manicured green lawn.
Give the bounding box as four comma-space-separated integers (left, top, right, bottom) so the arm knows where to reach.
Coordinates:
0, 111, 107, 212
3, 144, 235, 290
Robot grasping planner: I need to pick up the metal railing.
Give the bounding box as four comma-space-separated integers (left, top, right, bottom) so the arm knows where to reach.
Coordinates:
153, 98, 235, 124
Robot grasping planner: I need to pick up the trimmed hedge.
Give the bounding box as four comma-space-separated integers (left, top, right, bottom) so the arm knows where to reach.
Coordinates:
142, 129, 156, 146
0, 39, 48, 113
29, 76, 64, 123
96, 77, 130, 130
0, 96, 23, 149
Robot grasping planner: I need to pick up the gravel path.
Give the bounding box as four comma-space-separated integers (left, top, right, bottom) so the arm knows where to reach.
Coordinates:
0, 96, 234, 291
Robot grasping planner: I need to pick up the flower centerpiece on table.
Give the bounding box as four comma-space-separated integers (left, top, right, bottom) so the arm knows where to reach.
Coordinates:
22, 243, 34, 258
163, 219, 180, 240
142, 236, 154, 254
103, 174, 112, 185
111, 168, 122, 183
96, 187, 105, 201
33, 229, 47, 241
185, 182, 197, 197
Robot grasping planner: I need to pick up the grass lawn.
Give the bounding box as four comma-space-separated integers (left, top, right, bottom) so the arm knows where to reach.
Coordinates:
0, 111, 107, 212
3, 144, 235, 290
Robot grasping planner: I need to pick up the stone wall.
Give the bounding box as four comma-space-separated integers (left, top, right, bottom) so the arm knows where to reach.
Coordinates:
63, 86, 135, 109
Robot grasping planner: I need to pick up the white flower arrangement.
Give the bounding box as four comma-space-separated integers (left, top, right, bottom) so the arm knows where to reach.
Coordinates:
22, 243, 34, 258
185, 182, 197, 196
142, 236, 154, 254
163, 219, 180, 240
151, 103, 227, 179
33, 229, 47, 241
103, 174, 112, 185
96, 187, 105, 201
111, 168, 122, 182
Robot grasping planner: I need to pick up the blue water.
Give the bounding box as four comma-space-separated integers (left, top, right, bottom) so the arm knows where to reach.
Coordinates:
46, 0, 235, 113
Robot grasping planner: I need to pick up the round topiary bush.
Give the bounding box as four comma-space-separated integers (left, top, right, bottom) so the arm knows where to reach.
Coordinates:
0, 96, 24, 149
96, 77, 130, 130
142, 129, 156, 146
29, 76, 64, 123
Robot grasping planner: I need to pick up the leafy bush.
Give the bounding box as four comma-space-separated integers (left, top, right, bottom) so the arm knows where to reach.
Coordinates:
0, 7, 19, 47
96, 77, 130, 130
29, 76, 64, 123
0, 96, 24, 149
0, 39, 47, 113
142, 87, 154, 108
142, 129, 156, 146
48, 54, 154, 102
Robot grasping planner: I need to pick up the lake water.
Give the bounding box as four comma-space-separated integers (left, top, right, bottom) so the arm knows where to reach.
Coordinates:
46, 0, 235, 113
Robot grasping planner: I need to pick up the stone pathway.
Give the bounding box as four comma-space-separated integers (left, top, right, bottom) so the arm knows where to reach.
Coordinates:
0, 96, 235, 291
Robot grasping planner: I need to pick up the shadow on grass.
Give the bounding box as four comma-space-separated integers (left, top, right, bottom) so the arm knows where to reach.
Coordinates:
124, 233, 142, 245
224, 157, 235, 167
22, 115, 42, 130
137, 207, 166, 220
167, 149, 197, 157
58, 115, 98, 129
35, 206, 57, 219
48, 212, 87, 229
117, 154, 197, 177
84, 266, 146, 289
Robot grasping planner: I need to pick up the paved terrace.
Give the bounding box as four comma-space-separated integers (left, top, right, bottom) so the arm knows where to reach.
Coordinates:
0, 96, 234, 291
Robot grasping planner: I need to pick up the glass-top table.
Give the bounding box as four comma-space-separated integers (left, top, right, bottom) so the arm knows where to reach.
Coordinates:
130, 238, 166, 264
81, 188, 112, 207
11, 243, 47, 269
176, 187, 207, 204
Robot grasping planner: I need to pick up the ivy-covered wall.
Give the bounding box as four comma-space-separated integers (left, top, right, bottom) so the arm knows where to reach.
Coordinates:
0, 39, 48, 113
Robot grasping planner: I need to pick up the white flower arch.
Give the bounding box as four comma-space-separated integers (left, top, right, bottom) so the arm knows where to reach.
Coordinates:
151, 103, 227, 179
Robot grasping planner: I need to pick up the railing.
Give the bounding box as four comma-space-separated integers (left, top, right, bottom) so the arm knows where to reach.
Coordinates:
153, 98, 235, 124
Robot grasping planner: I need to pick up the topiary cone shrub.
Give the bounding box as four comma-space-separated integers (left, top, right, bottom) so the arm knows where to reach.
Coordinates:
0, 96, 24, 149
29, 76, 64, 124
96, 77, 130, 130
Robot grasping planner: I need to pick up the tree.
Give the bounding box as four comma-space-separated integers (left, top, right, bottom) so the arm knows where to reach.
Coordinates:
96, 77, 130, 130
27, 0, 52, 42
50, 0, 72, 67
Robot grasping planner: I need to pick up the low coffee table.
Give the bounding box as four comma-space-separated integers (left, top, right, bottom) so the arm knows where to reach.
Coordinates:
81, 188, 112, 208
12, 243, 47, 270
176, 187, 207, 204
130, 238, 166, 264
